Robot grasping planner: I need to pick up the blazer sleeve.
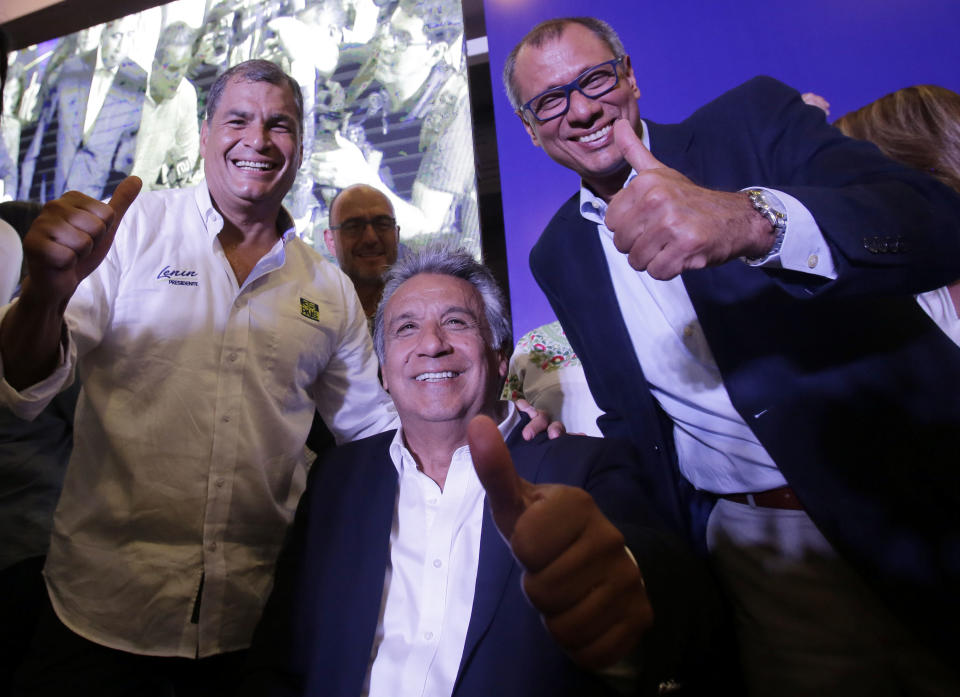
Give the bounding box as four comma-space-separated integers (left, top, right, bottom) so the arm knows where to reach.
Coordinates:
710, 76, 960, 298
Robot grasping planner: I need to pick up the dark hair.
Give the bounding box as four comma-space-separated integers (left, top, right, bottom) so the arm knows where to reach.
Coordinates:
0, 200, 43, 241
205, 59, 304, 136
373, 244, 512, 363
503, 17, 626, 111
834, 85, 960, 193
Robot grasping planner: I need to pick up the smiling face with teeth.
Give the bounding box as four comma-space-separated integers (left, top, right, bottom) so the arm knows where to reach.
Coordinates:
381, 273, 508, 444
200, 76, 303, 222
513, 22, 642, 201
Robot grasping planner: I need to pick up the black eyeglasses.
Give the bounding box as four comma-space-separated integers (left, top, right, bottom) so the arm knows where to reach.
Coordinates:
521, 57, 625, 123
330, 215, 398, 238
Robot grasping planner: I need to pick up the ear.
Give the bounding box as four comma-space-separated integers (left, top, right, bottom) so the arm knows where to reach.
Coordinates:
199, 119, 209, 159
518, 111, 541, 149
622, 55, 642, 100
497, 350, 509, 380
323, 228, 338, 258
380, 358, 391, 393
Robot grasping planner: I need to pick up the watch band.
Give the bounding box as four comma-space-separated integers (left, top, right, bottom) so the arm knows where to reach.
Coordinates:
745, 188, 787, 262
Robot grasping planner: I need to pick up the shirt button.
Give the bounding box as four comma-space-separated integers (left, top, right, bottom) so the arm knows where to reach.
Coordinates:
209, 541, 217, 551
424, 631, 434, 641
228, 352, 238, 362
222, 415, 230, 423
427, 497, 437, 505
683, 325, 694, 338
216, 478, 225, 488
433, 559, 442, 568
807, 254, 819, 268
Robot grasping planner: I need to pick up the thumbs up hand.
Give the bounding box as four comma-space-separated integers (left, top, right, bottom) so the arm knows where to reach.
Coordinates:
605, 119, 776, 279
468, 415, 652, 670
22, 176, 142, 309
2, 177, 142, 390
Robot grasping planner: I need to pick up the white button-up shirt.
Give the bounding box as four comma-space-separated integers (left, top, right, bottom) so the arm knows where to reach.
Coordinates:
364, 404, 519, 697
581, 121, 835, 494
917, 285, 960, 347
0, 184, 397, 657
82, 48, 120, 137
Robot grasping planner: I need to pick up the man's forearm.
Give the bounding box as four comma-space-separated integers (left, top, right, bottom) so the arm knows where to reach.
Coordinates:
1, 279, 67, 390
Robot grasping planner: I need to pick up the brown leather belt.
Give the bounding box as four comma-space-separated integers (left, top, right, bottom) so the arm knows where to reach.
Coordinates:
720, 486, 803, 510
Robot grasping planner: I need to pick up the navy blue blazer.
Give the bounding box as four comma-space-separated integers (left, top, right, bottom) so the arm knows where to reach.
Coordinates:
20, 50, 146, 202
242, 423, 727, 696
531, 77, 960, 658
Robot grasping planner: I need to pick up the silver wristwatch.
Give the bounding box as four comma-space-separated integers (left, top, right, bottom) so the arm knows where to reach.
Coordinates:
745, 188, 787, 263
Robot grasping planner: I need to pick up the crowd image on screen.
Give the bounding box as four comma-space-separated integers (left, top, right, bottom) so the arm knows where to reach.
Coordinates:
1, 0, 479, 257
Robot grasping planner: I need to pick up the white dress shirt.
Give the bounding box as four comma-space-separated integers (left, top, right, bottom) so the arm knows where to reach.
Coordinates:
916, 285, 960, 347
0, 218, 21, 304
130, 78, 200, 188
364, 404, 520, 697
0, 183, 398, 657
83, 48, 120, 137
579, 121, 835, 494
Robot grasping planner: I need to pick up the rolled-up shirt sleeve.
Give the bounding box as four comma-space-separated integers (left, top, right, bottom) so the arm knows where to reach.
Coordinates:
0, 304, 77, 421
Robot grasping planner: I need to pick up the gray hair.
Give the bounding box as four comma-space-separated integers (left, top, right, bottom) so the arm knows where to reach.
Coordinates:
205, 59, 304, 137
503, 17, 627, 111
374, 245, 513, 364
157, 21, 197, 51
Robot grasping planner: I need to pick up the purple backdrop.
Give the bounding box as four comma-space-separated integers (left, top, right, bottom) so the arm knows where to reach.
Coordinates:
483, 0, 960, 340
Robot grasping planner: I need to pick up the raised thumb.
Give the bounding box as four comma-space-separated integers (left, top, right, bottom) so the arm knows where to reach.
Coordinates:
106, 176, 142, 234
614, 119, 662, 171
469, 414, 527, 539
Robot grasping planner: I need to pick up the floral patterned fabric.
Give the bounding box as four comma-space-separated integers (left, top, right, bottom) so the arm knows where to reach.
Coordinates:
503, 321, 603, 437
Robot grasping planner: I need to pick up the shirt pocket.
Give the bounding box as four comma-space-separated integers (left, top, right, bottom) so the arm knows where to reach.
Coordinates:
252, 289, 338, 410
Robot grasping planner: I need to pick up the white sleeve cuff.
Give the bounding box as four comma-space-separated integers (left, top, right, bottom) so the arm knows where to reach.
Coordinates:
0, 302, 77, 421
743, 188, 838, 280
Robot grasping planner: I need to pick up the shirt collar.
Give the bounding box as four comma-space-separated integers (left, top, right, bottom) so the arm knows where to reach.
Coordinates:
193, 183, 297, 242
579, 119, 650, 224
388, 401, 521, 477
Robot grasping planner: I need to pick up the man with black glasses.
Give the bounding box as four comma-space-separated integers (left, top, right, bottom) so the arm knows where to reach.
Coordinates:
505, 15, 960, 697
324, 183, 400, 324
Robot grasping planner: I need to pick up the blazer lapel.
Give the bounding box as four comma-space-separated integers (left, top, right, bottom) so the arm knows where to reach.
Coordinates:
645, 120, 698, 178
558, 209, 665, 454
318, 446, 399, 697
64, 51, 96, 148
453, 430, 547, 691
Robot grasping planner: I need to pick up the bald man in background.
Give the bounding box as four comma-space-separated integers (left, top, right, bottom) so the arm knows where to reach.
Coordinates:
324, 183, 400, 324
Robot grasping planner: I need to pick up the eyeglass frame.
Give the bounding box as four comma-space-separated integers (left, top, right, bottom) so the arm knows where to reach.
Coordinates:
520, 57, 627, 124
330, 215, 399, 238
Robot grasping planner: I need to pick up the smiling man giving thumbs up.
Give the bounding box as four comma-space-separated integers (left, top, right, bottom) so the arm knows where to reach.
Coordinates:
243, 246, 726, 697
506, 16, 960, 697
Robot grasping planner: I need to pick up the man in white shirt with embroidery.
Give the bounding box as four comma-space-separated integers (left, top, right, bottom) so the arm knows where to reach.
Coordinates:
0, 60, 397, 696
242, 246, 726, 697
